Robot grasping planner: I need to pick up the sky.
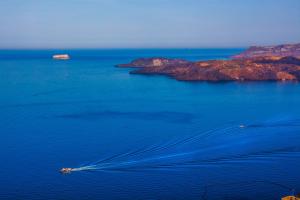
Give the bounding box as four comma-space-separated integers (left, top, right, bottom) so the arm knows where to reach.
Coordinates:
0, 0, 299, 49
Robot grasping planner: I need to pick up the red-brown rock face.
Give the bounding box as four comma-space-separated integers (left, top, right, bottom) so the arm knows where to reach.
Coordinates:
117, 57, 300, 81
117, 57, 189, 68
232, 43, 300, 59
117, 45, 300, 82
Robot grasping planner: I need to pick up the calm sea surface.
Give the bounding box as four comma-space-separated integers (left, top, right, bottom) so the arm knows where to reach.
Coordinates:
0, 49, 300, 200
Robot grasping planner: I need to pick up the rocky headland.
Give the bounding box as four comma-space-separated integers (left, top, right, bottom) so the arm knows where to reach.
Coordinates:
232, 43, 300, 59
117, 43, 300, 81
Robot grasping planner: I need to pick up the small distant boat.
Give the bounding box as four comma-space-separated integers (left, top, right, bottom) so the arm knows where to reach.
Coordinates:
53, 54, 70, 60
60, 168, 73, 174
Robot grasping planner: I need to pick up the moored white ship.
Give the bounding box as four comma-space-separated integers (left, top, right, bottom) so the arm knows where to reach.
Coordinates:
52, 54, 70, 60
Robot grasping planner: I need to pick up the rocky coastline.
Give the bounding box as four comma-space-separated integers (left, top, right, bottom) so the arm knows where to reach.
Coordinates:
117, 43, 300, 82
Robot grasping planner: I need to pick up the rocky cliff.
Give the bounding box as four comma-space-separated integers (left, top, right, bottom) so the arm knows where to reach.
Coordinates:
232, 43, 300, 59
118, 57, 189, 68
117, 44, 300, 82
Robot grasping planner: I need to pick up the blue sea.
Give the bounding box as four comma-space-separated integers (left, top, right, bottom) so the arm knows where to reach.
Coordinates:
0, 49, 300, 200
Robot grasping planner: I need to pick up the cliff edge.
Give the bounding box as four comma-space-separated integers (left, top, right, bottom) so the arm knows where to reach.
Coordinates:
117, 44, 300, 82
232, 43, 300, 59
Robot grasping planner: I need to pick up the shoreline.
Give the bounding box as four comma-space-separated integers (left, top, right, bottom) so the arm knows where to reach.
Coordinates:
117, 43, 300, 82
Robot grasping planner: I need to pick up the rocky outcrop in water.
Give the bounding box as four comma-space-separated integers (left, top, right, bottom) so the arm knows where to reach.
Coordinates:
118, 57, 189, 68
232, 43, 300, 59
117, 44, 300, 82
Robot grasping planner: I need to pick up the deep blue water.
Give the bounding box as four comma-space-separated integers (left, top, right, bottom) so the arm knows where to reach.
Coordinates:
0, 49, 300, 200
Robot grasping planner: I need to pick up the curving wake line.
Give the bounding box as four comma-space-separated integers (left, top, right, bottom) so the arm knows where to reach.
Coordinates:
60, 117, 300, 174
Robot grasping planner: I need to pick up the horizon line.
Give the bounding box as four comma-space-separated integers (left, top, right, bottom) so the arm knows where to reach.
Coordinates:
0, 46, 249, 51
1, 42, 298, 50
